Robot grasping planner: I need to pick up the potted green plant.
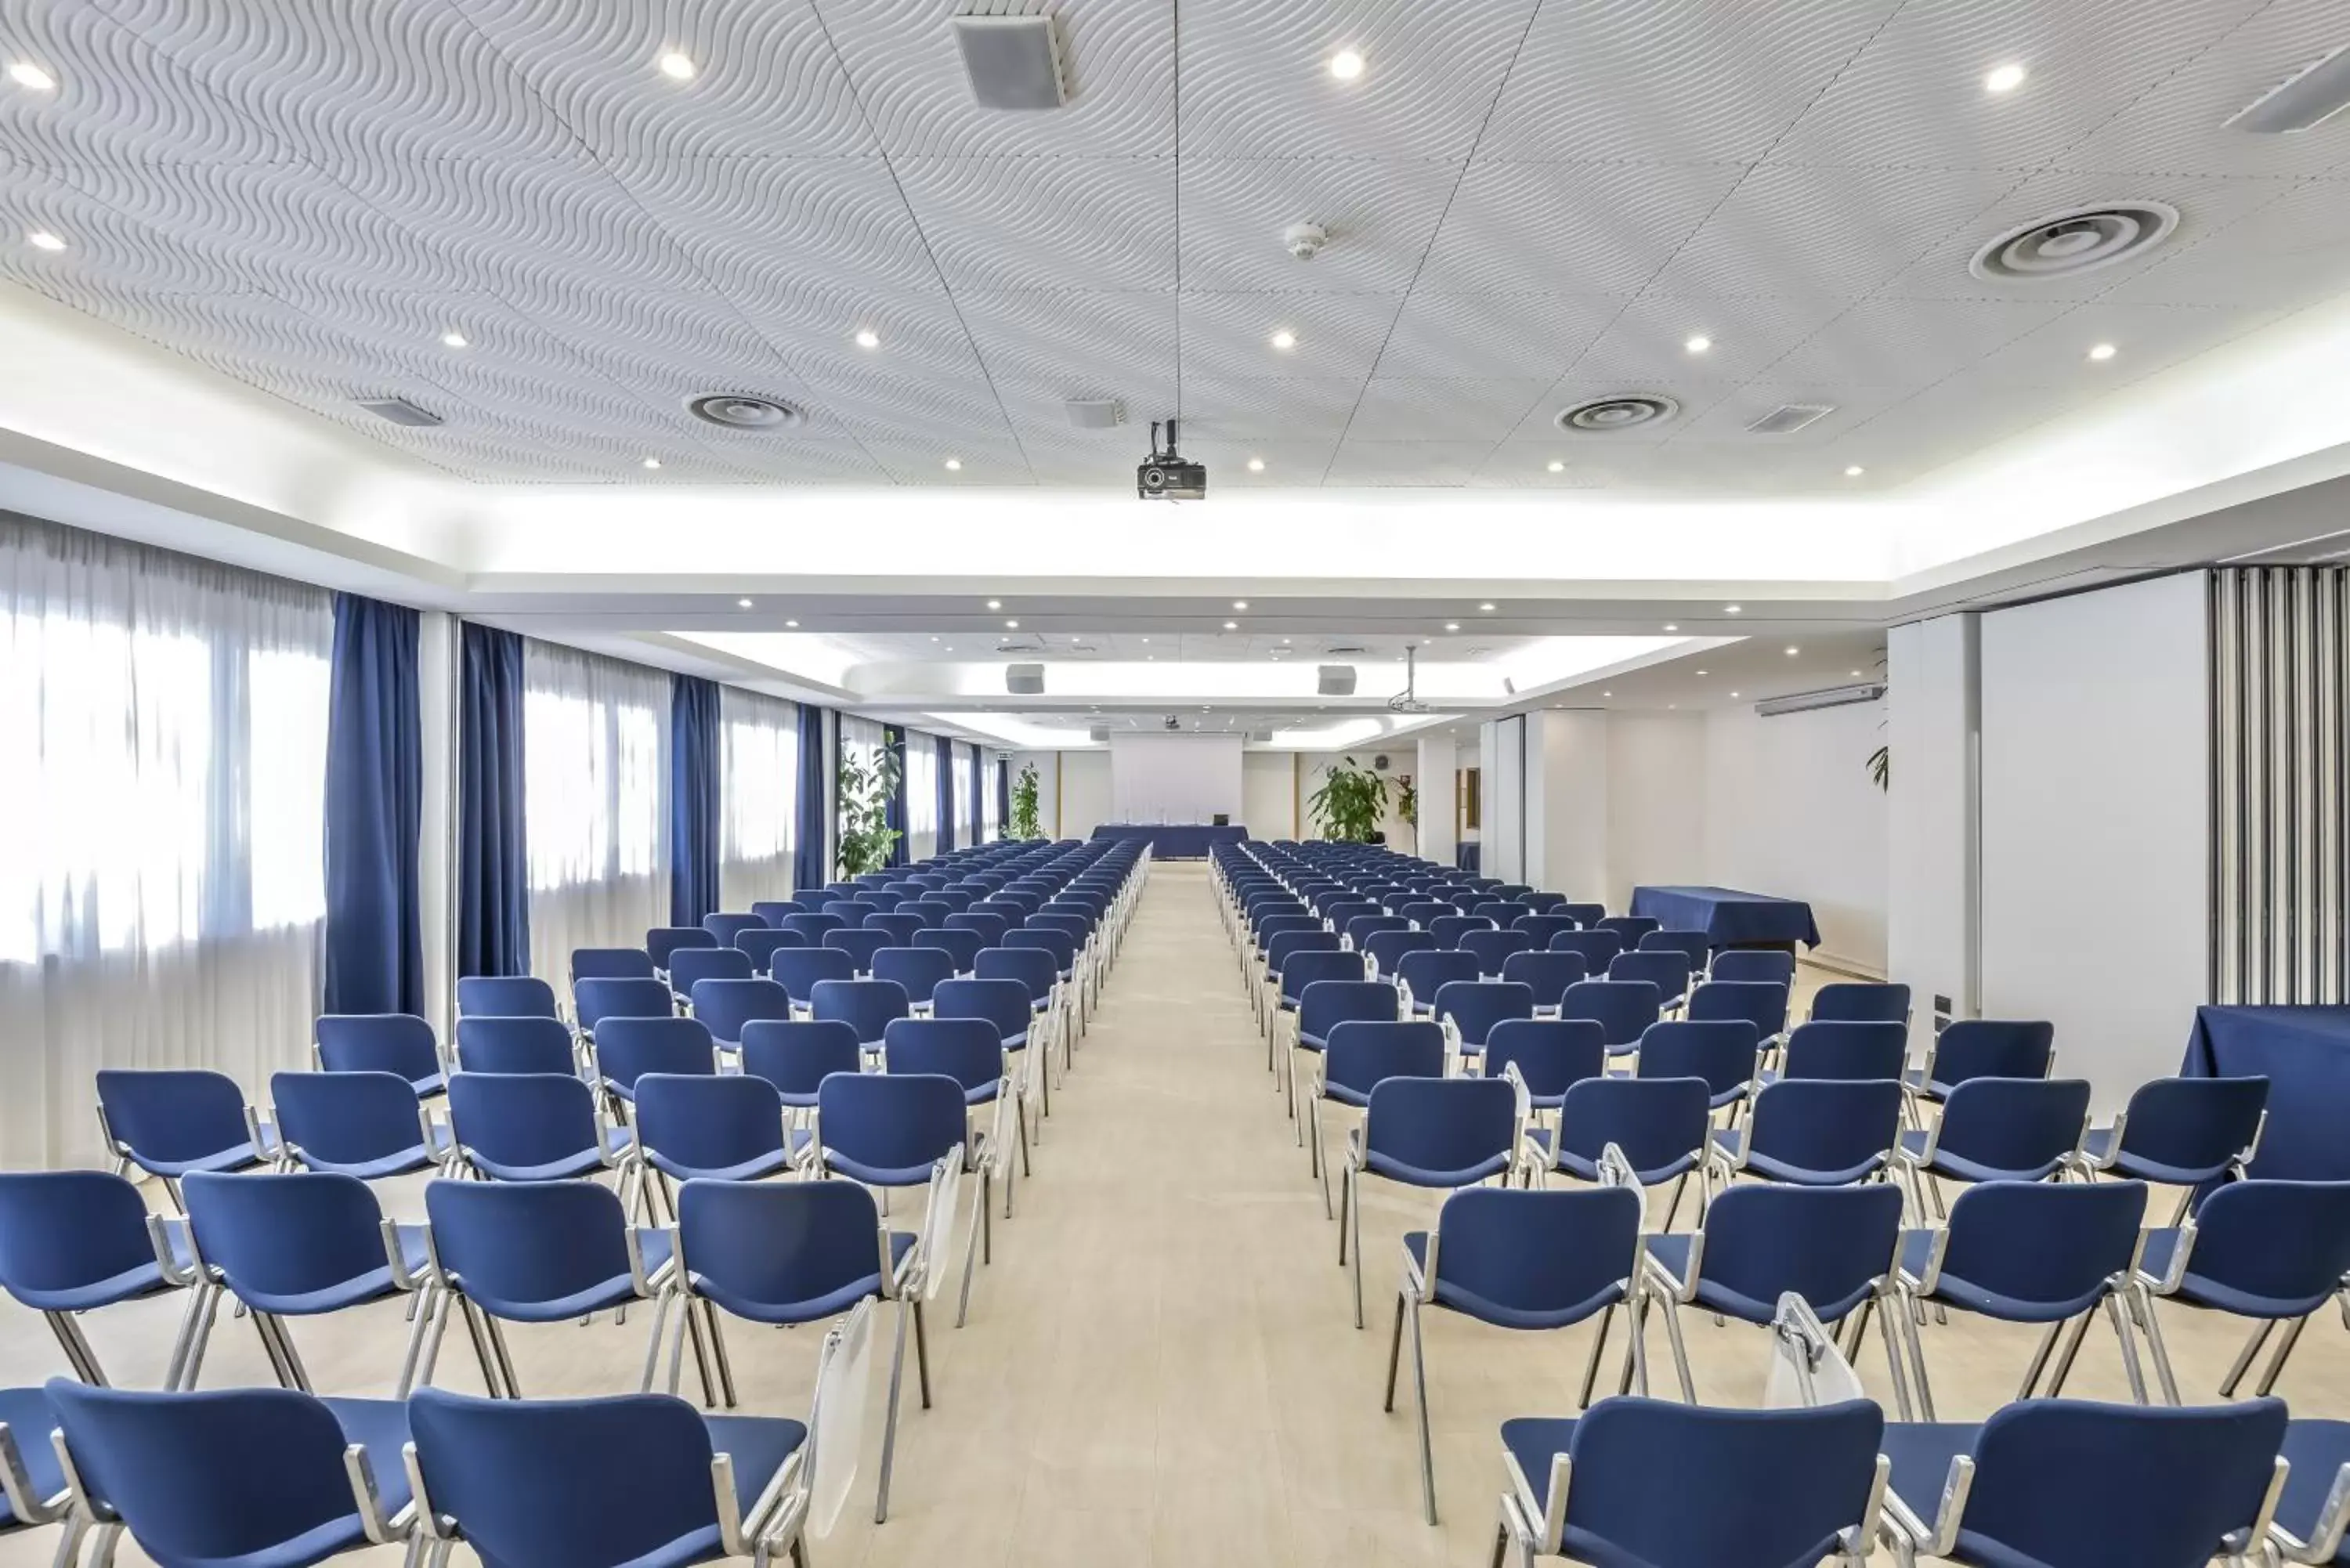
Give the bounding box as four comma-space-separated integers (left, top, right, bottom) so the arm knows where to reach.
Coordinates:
1307, 756, 1388, 843
1007, 761, 1043, 840
836, 742, 902, 876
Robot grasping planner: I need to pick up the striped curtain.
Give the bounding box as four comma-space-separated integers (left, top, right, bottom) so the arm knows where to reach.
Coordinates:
2211, 566, 2348, 1004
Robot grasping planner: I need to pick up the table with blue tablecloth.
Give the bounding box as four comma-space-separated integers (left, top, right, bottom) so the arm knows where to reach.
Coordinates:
2183, 1006, 2350, 1181
1089, 824, 1249, 858
1629, 885, 1822, 950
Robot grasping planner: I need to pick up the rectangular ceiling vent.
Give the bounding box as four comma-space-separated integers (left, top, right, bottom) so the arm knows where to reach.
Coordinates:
2228, 42, 2350, 133
1005, 663, 1044, 695
354, 396, 443, 427
1755, 682, 1885, 717
1064, 397, 1124, 429
1745, 403, 1835, 435
1247, 730, 1273, 744
951, 15, 1068, 111
1318, 665, 1357, 697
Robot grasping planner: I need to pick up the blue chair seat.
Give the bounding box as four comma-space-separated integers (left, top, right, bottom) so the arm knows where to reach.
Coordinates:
472, 1229, 674, 1324
1896, 1129, 2068, 1184
1404, 1233, 1622, 1330
1607, 1068, 1744, 1111
235, 1225, 433, 1317
2080, 1125, 2219, 1186
2138, 1229, 2336, 1318
468, 1125, 634, 1183
1324, 1080, 1376, 1109
1500, 1417, 1636, 1565
1001, 1028, 1030, 1050
1526, 1126, 1699, 1187
1642, 1234, 1875, 1325
133, 1129, 287, 1181
2276, 1420, 2350, 1563
298, 1122, 456, 1182
1363, 1149, 1511, 1187
824, 1151, 940, 1188
1713, 1128, 1885, 1187
1901, 1066, 1960, 1100
646, 1133, 808, 1185
1298, 1030, 1333, 1052
692, 1234, 916, 1326
9, 1221, 195, 1313
0, 1387, 63, 1527
1900, 1230, 2105, 1323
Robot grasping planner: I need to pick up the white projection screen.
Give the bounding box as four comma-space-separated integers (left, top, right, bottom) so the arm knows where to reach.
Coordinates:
1108, 734, 1244, 825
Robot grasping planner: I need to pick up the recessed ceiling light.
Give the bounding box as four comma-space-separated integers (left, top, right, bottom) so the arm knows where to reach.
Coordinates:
2087, 342, 2117, 362
439, 330, 468, 349
785, 620, 800, 628
641, 457, 662, 470
1281, 638, 1292, 645
1683, 334, 1712, 354
1696, 670, 1708, 676
658, 51, 696, 81
1668, 704, 1677, 710
1140, 637, 1149, 643
1663, 623, 1679, 632
1233, 599, 1249, 610
1546, 460, 1564, 473
1844, 464, 1864, 478
1730, 691, 1740, 699
1005, 619, 1019, 628
1724, 604, 1742, 614
1223, 620, 1238, 630
1984, 62, 2028, 95
1247, 457, 1265, 471
1784, 646, 1800, 656
7, 62, 56, 92
1329, 49, 1365, 81
736, 598, 754, 609
945, 457, 963, 470
1602, 691, 1611, 698
1851, 669, 1864, 677
1444, 623, 1460, 632
986, 599, 1002, 610
1479, 602, 1496, 612
930, 636, 939, 642
26, 229, 64, 252
1269, 328, 1296, 351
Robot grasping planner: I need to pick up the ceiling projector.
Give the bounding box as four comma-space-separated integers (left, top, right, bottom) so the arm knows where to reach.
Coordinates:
1137, 417, 1206, 501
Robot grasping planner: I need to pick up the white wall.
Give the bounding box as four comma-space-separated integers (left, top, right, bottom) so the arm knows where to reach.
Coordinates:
1243, 753, 1296, 839
1889, 614, 1980, 1055
1605, 712, 1708, 911
1057, 750, 1112, 839
1109, 733, 1242, 823
1703, 700, 1890, 974
1979, 573, 2210, 1114
1415, 738, 1455, 865
1526, 710, 1608, 900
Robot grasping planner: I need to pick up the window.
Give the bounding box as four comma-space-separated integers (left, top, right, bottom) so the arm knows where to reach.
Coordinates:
523, 687, 663, 891
981, 751, 1001, 841
953, 746, 976, 846
719, 689, 798, 906
904, 733, 938, 864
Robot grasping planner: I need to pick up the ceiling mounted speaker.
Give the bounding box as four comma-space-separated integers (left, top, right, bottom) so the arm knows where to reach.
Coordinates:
1006, 663, 1044, 695
951, 15, 1068, 110
1087, 726, 1108, 742
1318, 665, 1356, 696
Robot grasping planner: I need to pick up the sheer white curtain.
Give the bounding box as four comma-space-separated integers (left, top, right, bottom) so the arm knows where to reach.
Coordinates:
523, 642, 670, 986
904, 732, 939, 865
953, 745, 977, 847
719, 688, 797, 909
0, 515, 331, 1169
980, 750, 1002, 842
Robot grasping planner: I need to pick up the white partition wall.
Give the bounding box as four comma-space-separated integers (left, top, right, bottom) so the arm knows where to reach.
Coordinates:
1979, 573, 2211, 1113
1889, 614, 1980, 1054
1243, 753, 1296, 839
1415, 738, 1455, 865
1108, 733, 1242, 824
1059, 751, 1112, 837
1526, 710, 1609, 900
1484, 716, 1525, 883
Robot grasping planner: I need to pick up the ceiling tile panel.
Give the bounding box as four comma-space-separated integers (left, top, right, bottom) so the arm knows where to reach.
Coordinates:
1173, 378, 1368, 441
1567, 294, 1856, 385
678, 439, 895, 484
892, 157, 1175, 291
1965, 300, 2287, 389
1502, 377, 1741, 443
728, 284, 986, 381
859, 439, 1033, 485
1417, 162, 1750, 294
1668, 382, 1911, 442
2104, 178, 2350, 309
0, 157, 248, 293
1342, 378, 1551, 443
1755, 297, 2075, 396
1177, 291, 1401, 383
607, 157, 944, 295
1325, 439, 1492, 486
0, 2, 277, 166
1177, 157, 1462, 294
1372, 291, 1627, 380
954, 289, 1177, 392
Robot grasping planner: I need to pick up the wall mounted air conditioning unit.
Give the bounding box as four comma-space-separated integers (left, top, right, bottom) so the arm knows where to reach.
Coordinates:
1755, 682, 1885, 717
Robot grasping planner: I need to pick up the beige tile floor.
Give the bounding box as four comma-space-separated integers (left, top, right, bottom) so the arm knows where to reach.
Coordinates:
2, 862, 2341, 1566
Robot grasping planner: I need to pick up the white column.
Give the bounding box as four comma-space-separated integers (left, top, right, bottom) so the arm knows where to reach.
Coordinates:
1415, 737, 1456, 867
1525, 710, 1610, 900
1888, 615, 1978, 1057
417, 612, 457, 1042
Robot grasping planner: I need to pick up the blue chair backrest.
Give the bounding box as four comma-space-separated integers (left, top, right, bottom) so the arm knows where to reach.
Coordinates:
1321, 1021, 1446, 1100
457, 975, 558, 1020
1298, 980, 1398, 1041
1810, 981, 1910, 1024
594, 1016, 716, 1094
823, 929, 891, 971
1708, 948, 1794, 987
1939, 1180, 2147, 1304
407, 1386, 731, 1567
914, 927, 984, 971
737, 1019, 862, 1106
570, 948, 654, 982
94, 1069, 251, 1164
1253, 913, 1319, 947
1637, 930, 1713, 974
872, 946, 957, 1006
634, 1075, 786, 1175
749, 900, 804, 924
864, 911, 927, 946
183, 1170, 387, 1305
884, 1017, 1007, 1095
946, 911, 1011, 946
667, 946, 753, 996
734, 928, 804, 971
1030, 912, 1091, 945
1560, 1396, 1885, 1568
2184, 1180, 2350, 1306
1344, 914, 1408, 949
1636, 1020, 1761, 1101
45, 1380, 378, 1563
1429, 914, 1494, 948
1744, 1079, 1904, 1178
769, 946, 857, 1006
1395, 901, 1448, 929
1435, 1185, 1640, 1319
1362, 1077, 1519, 1181
1556, 1077, 1709, 1176
446, 1073, 598, 1172
1265, 930, 1343, 974
1433, 981, 1535, 1048
1687, 980, 1790, 1040
810, 978, 909, 1046
1280, 950, 1363, 1008
780, 912, 845, 944
701, 913, 765, 946
1364, 930, 1436, 975
1484, 1019, 1606, 1107
930, 890, 974, 914
0, 1170, 169, 1305
1695, 1183, 1904, 1322
1934, 1078, 2090, 1173
1470, 901, 1520, 925
1596, 916, 1659, 945
675, 1179, 884, 1317
573, 977, 674, 1033
1607, 951, 1690, 1003
1461, 928, 1534, 977
972, 946, 1058, 1005
316, 1013, 440, 1081
1549, 930, 1625, 970
645, 927, 717, 970
816, 1072, 966, 1176
1512, 914, 1582, 948
272, 1071, 430, 1171
1925, 1018, 2055, 1086
1780, 1021, 1908, 1082
902, 900, 954, 927
689, 977, 794, 1046
933, 977, 1036, 1045
2115, 1076, 2270, 1180
1561, 979, 1661, 1048
456, 1015, 577, 1076
1394, 948, 1480, 1006
1960, 1397, 2288, 1568
1006, 927, 1076, 971
1557, 902, 1607, 927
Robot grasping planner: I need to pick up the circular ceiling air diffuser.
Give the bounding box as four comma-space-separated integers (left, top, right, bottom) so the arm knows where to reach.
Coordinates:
687, 393, 805, 431
1556, 394, 1678, 433
1969, 202, 2179, 284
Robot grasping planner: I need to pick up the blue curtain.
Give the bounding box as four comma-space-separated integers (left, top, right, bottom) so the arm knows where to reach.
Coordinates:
794, 704, 827, 892
457, 623, 530, 977
670, 674, 721, 926
997, 756, 1010, 837
322, 594, 422, 1015
884, 725, 908, 867
935, 734, 956, 854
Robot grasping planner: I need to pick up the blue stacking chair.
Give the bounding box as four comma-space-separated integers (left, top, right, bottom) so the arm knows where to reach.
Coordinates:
1271, 950, 1365, 1074
1343, 914, 1408, 952
1902, 1018, 2055, 1110
44, 1379, 418, 1568
1362, 928, 1434, 980
457, 975, 559, 1020
420, 1179, 675, 1400
1395, 899, 1448, 930
811, 977, 910, 1064
1529, 1077, 1713, 1227
816, 1072, 993, 1327
668, 946, 753, 1003
1261, 928, 1343, 1024
667, 1181, 929, 1519
768, 946, 855, 1013
873, 946, 957, 1012
572, 948, 656, 984
1388, 1186, 1645, 1523
2132, 1179, 2350, 1404
1895, 1178, 2152, 1418
0, 1170, 202, 1388
1392, 948, 1480, 1020
946, 910, 1010, 947
1643, 1183, 1910, 1413
1607, 950, 1692, 1013
1712, 1078, 1903, 1190
701, 913, 765, 947
1810, 981, 1911, 1024
824, 928, 891, 975
902, 899, 954, 928
271, 1056, 451, 1183
1339, 1077, 1519, 1328
1428, 914, 1492, 949
574, 977, 675, 1039
1307, 1021, 1447, 1216
1769, 1019, 1910, 1083
687, 977, 793, 1053
315, 1014, 446, 1099
748, 899, 804, 925
1485, 1018, 1606, 1115
1639, 928, 1713, 974
0, 1383, 73, 1560
1710, 948, 1795, 987
2269, 1418, 2350, 1563
1005, 928, 1082, 1030
456, 1015, 577, 1076
94, 1069, 282, 1202
1462, 927, 1534, 979
865, 911, 927, 948
733, 927, 802, 973
1876, 1397, 2288, 1568
1634, 1019, 1762, 1113
915, 927, 984, 974
646, 927, 718, 974
1513, 913, 1582, 949
737, 1019, 862, 1116
1290, 980, 1401, 1131
1496, 1397, 1887, 1568
179, 1170, 433, 1396
2082, 1075, 2269, 1221
1432, 980, 1534, 1068
1501, 950, 1587, 1017
974, 947, 1065, 1091
445, 1073, 633, 1185
1556, 901, 1607, 928
1562, 977, 1661, 1059
1597, 916, 1659, 945
1470, 899, 1521, 927
1893, 1077, 2090, 1220
1687, 978, 1791, 1049
887, 1016, 1031, 1212
780, 911, 844, 945
594, 1016, 716, 1116
633, 1073, 798, 1206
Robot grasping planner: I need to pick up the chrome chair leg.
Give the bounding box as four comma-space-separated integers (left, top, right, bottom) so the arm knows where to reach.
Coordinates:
636, 1288, 674, 1394
2105, 1290, 2149, 1404
2019, 1317, 2065, 1398
1899, 1288, 1937, 1422
2254, 1312, 2311, 1397
913, 1298, 932, 1408
2221, 1317, 2277, 1397
1408, 1293, 1437, 1526
1657, 1292, 1697, 1404
2131, 1284, 2182, 1405
877, 1293, 911, 1524
1347, 1169, 1367, 1330
703, 1303, 738, 1408
1871, 1291, 1915, 1422
1382, 1292, 1407, 1413
1579, 1302, 1615, 1409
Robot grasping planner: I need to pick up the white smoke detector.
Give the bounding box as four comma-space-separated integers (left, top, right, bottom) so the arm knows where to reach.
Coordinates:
1283, 222, 1329, 261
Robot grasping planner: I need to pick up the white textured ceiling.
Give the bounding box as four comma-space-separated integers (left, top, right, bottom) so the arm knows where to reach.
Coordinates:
825, 627, 1532, 662
0, 0, 2345, 493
